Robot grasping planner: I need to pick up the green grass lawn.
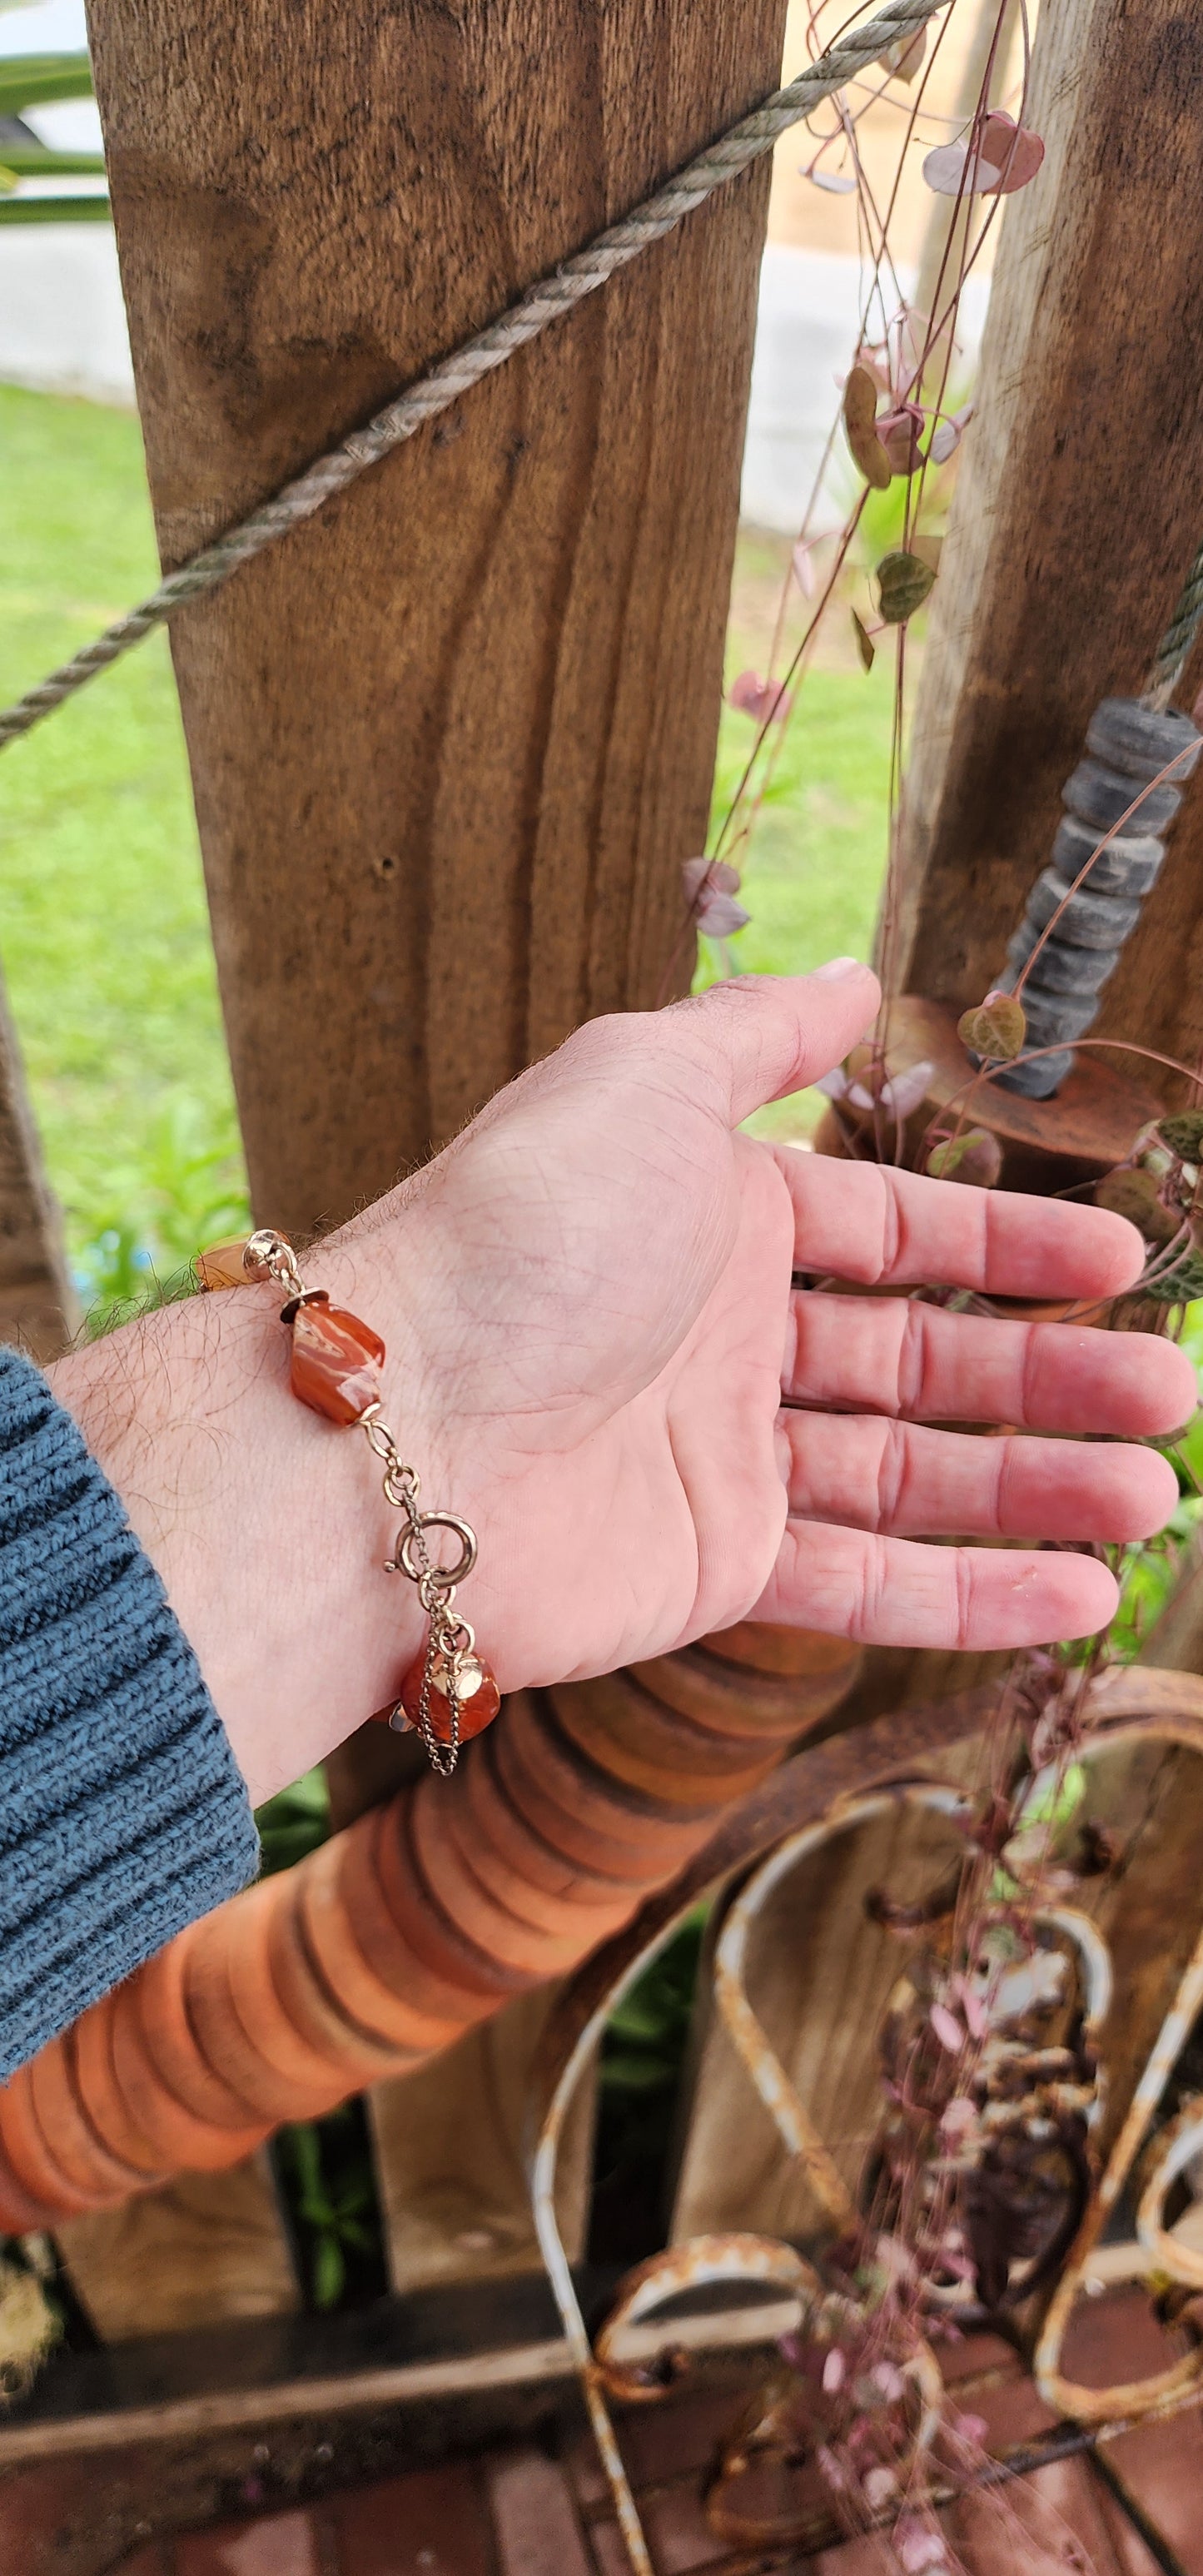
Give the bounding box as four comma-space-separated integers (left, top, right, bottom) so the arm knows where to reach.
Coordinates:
0, 385, 245, 1292
0, 385, 894, 1280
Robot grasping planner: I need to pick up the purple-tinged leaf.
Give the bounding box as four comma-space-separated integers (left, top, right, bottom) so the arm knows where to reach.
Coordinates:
930, 400, 974, 465
728, 669, 788, 724
930, 2002, 965, 2054
878, 1060, 934, 1120
822, 2345, 847, 2393
808, 164, 858, 193
681, 857, 751, 937
978, 109, 1045, 193
878, 400, 926, 478
922, 137, 1004, 197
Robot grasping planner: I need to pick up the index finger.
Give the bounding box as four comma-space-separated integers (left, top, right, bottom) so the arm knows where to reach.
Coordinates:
773, 1148, 1146, 1301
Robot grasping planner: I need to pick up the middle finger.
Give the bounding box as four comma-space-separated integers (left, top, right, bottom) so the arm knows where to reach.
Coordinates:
785, 1292, 1193, 1435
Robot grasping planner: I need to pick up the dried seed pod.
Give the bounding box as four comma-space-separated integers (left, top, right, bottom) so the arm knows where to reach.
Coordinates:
852, 610, 876, 672
843, 366, 892, 491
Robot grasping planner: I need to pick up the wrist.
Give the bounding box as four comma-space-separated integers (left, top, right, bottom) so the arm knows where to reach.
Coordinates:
48, 1210, 456, 1804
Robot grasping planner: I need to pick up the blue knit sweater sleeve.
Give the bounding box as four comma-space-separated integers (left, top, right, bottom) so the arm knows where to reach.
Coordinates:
0, 1343, 260, 2077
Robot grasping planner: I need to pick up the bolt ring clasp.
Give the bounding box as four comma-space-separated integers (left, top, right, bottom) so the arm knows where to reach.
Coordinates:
395, 1512, 478, 1588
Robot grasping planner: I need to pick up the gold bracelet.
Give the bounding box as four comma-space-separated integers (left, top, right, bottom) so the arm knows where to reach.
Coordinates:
196, 1227, 498, 1778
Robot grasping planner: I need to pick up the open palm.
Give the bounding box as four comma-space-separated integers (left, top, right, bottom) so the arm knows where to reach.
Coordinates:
67, 964, 1194, 1804
380, 965, 1191, 1692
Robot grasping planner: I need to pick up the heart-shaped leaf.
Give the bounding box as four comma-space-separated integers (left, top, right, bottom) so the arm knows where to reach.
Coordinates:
957, 990, 1027, 1060
880, 25, 927, 80
977, 110, 1045, 194
843, 364, 892, 491
1096, 1165, 1178, 1242
877, 550, 936, 624
929, 402, 974, 465
1157, 1110, 1203, 1161
728, 669, 788, 724
808, 163, 857, 193
682, 856, 750, 938
922, 137, 1003, 197
878, 403, 925, 477
927, 1126, 1002, 1186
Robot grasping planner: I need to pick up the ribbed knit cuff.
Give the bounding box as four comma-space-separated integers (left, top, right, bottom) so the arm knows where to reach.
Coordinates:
0, 1344, 260, 2076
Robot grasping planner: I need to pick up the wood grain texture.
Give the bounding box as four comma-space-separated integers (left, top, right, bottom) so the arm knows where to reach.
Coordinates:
55, 2154, 297, 2342
0, 978, 76, 1362
368, 1986, 594, 2295
889, 0, 1203, 1097
670, 1732, 1203, 2255
86, 0, 789, 1234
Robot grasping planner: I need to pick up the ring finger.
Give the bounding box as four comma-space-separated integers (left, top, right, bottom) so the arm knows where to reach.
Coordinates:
778, 1409, 1179, 1541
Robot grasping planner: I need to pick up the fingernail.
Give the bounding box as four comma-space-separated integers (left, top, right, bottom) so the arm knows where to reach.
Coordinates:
813, 955, 864, 981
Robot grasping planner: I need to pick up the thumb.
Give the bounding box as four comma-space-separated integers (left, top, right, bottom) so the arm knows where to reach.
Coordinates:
655, 962, 882, 1126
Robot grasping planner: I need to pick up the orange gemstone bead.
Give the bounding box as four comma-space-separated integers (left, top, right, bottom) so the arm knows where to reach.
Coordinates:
289, 1297, 385, 1425
196, 1236, 252, 1291
396, 1648, 501, 1746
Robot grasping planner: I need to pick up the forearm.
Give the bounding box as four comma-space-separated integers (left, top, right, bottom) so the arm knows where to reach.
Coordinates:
48, 1217, 446, 1805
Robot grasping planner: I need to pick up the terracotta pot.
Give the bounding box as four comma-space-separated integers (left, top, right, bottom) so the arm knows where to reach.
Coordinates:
497, 1697, 714, 1877
130, 1933, 271, 2136
0, 2064, 106, 2215
185, 1891, 352, 2124
0, 2111, 62, 2233
69, 1992, 167, 2179
265, 1879, 433, 2083
302, 1823, 470, 2055
449, 1764, 637, 1935
111, 1987, 271, 2172
628, 1639, 856, 1738
0, 1597, 860, 2222
546, 1676, 775, 1805
410, 1777, 628, 1974
373, 1796, 535, 2002
30, 2034, 152, 2202
466, 1730, 647, 1904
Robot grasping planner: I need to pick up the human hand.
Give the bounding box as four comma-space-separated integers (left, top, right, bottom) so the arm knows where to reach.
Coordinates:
55, 964, 1195, 1803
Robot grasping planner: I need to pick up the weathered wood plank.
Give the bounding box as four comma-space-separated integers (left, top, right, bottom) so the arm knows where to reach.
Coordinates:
55, 2155, 297, 2343
87, 0, 790, 1235
889, 0, 1203, 1095
670, 1733, 1203, 2255
369, 1987, 595, 2295
0, 977, 76, 1362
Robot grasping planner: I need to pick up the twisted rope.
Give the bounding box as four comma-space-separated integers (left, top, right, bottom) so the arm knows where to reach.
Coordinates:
0, 0, 947, 753
1146, 535, 1203, 712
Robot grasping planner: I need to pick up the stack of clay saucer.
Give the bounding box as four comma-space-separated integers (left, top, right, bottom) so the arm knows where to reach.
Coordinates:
0, 1630, 859, 2225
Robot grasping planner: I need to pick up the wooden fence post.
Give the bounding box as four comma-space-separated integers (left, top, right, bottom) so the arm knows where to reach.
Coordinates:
85, 0, 790, 1234
0, 981, 76, 1363
889, 0, 1203, 1084
81, 0, 793, 2309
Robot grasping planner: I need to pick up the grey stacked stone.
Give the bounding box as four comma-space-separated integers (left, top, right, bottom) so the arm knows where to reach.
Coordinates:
995, 697, 1201, 1097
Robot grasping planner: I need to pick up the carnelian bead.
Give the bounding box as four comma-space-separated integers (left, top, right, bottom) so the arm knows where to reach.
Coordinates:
396, 1648, 501, 1746
289, 1300, 385, 1425
196, 1236, 252, 1291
